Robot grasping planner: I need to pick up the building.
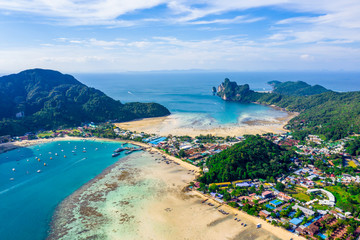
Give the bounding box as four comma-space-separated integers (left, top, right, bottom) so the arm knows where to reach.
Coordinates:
213, 182, 231, 188
307, 189, 336, 207
293, 204, 315, 217
289, 218, 302, 227
277, 192, 293, 201
259, 210, 271, 218
262, 191, 273, 198
235, 182, 251, 187
269, 199, 283, 208
304, 223, 319, 236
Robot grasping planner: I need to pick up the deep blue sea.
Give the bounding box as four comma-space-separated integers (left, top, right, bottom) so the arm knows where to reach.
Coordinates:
0, 140, 128, 240
75, 71, 360, 125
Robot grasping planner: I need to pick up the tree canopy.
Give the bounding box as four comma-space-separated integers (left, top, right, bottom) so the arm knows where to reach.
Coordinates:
0, 69, 170, 136
199, 135, 294, 184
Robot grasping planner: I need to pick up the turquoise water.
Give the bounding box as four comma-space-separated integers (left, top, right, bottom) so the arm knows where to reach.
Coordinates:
75, 72, 360, 125
0, 140, 129, 240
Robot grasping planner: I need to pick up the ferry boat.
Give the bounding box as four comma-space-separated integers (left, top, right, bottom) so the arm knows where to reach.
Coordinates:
114, 148, 125, 153
112, 152, 120, 157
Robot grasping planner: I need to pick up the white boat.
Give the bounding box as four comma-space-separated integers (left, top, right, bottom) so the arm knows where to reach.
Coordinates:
37, 170, 41, 173
12, 168, 15, 172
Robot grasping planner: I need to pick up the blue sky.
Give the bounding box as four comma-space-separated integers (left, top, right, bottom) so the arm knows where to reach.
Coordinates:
0, 0, 360, 73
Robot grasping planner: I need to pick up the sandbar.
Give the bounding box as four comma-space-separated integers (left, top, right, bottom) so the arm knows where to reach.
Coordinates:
48, 149, 302, 240
115, 111, 298, 137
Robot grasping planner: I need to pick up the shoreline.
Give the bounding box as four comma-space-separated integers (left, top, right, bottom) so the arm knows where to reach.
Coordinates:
115, 104, 299, 137
192, 190, 304, 240
48, 147, 288, 240
0, 136, 200, 172
3, 136, 301, 239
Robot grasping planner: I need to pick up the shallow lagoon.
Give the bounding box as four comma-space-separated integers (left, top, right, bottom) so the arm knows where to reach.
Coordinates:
0, 140, 128, 240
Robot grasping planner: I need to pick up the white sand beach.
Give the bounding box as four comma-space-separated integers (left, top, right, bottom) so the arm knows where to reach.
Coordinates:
48, 149, 302, 240
115, 111, 298, 137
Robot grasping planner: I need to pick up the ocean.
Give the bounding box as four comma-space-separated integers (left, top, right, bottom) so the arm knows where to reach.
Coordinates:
75, 71, 360, 126
1, 71, 360, 239
0, 140, 130, 240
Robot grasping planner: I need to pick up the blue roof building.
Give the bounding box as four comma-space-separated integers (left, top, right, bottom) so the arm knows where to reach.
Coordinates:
270, 199, 283, 207
289, 218, 302, 226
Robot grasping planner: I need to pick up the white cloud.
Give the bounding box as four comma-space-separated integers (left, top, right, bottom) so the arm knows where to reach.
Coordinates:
300, 54, 314, 61
1, 1, 360, 72
1, 36, 359, 73
188, 15, 264, 25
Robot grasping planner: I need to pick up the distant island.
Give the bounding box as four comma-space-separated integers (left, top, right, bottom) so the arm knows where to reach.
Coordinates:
216, 78, 360, 140
0, 69, 170, 136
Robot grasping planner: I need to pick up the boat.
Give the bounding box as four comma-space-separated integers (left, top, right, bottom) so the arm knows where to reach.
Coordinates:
112, 152, 120, 157
44, 163, 47, 166
37, 170, 41, 173
9, 178, 14, 181
114, 148, 125, 153
12, 168, 15, 172
83, 150, 86, 153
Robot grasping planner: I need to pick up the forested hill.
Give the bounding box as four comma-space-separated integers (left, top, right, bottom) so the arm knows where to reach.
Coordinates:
199, 135, 294, 183
216, 78, 360, 140
0, 69, 170, 136
268, 80, 330, 96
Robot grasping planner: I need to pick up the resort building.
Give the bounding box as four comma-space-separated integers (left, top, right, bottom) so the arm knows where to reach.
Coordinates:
307, 189, 336, 207
293, 204, 315, 217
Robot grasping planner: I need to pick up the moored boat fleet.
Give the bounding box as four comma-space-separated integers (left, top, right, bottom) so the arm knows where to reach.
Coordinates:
8, 141, 143, 181
112, 144, 143, 157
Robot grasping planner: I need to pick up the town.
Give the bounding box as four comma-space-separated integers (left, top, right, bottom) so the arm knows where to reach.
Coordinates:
3, 122, 360, 240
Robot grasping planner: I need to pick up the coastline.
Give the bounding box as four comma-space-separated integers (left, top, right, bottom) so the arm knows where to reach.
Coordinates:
115, 110, 298, 137
0, 136, 87, 154
48, 148, 289, 240
0, 136, 199, 172
2, 137, 302, 239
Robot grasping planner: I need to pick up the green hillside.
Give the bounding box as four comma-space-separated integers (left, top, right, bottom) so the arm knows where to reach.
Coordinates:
0, 69, 170, 136
216, 78, 360, 140
199, 135, 294, 183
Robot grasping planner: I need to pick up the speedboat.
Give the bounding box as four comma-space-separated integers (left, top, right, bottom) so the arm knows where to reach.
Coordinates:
114, 148, 125, 153
112, 152, 120, 157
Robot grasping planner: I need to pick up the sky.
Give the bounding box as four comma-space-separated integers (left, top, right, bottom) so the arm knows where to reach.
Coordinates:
0, 0, 360, 73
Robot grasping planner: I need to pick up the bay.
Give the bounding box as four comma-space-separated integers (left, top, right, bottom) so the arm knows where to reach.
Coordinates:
0, 140, 128, 240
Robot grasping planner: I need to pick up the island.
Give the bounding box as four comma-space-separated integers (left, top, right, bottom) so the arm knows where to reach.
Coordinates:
216, 78, 360, 140
0, 69, 170, 136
